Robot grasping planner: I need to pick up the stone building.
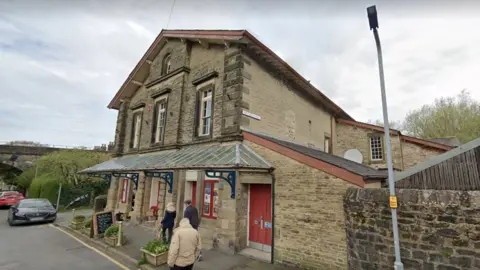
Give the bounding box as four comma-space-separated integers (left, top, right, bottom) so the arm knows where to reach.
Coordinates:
80, 29, 452, 268
334, 119, 453, 170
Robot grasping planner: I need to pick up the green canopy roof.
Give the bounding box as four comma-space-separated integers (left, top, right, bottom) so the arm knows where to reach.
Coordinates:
79, 143, 272, 174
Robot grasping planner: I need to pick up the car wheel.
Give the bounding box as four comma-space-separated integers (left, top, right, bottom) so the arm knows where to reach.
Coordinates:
7, 218, 14, 226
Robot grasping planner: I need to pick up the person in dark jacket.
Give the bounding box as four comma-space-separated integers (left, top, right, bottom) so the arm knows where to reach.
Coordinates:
183, 200, 199, 230
161, 202, 177, 244
183, 199, 202, 261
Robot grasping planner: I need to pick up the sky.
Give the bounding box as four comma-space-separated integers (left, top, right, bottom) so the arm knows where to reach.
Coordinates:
1, 0, 479, 147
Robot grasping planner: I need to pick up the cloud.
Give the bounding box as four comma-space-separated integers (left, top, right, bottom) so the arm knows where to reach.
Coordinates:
0, 0, 479, 146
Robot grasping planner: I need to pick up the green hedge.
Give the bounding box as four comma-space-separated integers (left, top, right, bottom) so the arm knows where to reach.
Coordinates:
27, 175, 109, 209
28, 175, 60, 203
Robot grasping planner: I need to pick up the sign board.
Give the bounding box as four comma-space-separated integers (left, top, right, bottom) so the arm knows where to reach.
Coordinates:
264, 221, 272, 229
93, 210, 114, 237
242, 110, 261, 121
389, 196, 398, 209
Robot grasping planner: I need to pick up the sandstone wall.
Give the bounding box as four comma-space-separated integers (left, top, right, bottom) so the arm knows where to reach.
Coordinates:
242, 53, 332, 149
247, 140, 352, 269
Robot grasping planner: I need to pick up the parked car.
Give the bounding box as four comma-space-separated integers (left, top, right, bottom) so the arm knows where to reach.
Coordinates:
7, 199, 57, 226
0, 193, 25, 209
0, 191, 23, 199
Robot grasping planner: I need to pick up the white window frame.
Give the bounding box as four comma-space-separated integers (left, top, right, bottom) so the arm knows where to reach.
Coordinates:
154, 96, 168, 143
324, 137, 330, 153
162, 54, 172, 76
199, 88, 213, 136
369, 135, 384, 161
132, 113, 142, 148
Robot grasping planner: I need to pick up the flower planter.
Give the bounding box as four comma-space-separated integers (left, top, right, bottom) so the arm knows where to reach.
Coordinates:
104, 236, 126, 247
70, 221, 84, 230
140, 249, 168, 266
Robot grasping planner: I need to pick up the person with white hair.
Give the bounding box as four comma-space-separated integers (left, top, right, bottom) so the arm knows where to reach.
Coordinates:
160, 202, 176, 244
167, 218, 202, 270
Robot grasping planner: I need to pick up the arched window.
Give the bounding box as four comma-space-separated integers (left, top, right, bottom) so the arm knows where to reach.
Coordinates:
161, 54, 171, 76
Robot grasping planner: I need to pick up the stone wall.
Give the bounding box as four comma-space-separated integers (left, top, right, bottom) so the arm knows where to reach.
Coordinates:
401, 140, 443, 169
334, 123, 447, 171
334, 123, 403, 170
344, 188, 480, 270
246, 140, 352, 269
242, 53, 332, 149
180, 43, 226, 143
115, 41, 250, 155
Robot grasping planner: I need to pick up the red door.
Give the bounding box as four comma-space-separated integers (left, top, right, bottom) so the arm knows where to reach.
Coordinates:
249, 184, 272, 250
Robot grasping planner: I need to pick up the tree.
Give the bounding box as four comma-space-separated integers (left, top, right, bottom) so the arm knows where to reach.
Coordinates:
33, 150, 110, 186
403, 90, 480, 143
11, 149, 110, 191
367, 119, 403, 131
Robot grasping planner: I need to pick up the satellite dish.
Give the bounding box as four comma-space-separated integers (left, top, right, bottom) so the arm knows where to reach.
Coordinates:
344, 149, 363, 163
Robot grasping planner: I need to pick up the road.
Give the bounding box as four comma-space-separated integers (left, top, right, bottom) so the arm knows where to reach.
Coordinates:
0, 209, 124, 270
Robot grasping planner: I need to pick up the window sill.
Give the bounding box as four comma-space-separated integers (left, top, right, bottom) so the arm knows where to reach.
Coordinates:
201, 215, 217, 220
369, 159, 385, 164
193, 135, 213, 142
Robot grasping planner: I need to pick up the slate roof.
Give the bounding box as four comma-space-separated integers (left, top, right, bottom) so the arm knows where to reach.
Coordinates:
242, 128, 387, 180
78, 143, 272, 174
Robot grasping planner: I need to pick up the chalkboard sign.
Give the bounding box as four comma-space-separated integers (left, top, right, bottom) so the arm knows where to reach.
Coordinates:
93, 210, 114, 236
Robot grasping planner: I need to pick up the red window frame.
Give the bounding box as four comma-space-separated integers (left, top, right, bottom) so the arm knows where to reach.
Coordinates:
157, 181, 162, 206
121, 178, 128, 203
201, 180, 218, 219
192, 182, 197, 207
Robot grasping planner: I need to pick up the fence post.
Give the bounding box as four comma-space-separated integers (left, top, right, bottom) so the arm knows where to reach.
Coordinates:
117, 221, 124, 247
56, 183, 62, 211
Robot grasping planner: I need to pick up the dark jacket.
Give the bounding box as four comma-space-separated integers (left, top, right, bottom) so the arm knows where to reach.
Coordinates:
161, 210, 176, 229
183, 205, 199, 230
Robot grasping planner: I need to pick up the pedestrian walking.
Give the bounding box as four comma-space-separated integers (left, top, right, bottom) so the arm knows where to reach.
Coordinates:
167, 218, 202, 270
183, 200, 199, 229
183, 199, 202, 261
160, 202, 176, 244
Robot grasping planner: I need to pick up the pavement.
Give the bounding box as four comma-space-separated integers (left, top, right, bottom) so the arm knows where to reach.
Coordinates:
2, 208, 301, 270
0, 209, 123, 270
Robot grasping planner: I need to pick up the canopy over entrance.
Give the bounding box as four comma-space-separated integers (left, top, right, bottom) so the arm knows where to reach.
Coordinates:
79, 143, 272, 174
78, 143, 272, 198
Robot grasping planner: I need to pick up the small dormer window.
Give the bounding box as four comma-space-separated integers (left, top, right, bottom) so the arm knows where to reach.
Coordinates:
161, 54, 172, 76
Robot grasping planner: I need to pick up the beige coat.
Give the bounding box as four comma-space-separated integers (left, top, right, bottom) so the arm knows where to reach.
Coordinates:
167, 218, 201, 267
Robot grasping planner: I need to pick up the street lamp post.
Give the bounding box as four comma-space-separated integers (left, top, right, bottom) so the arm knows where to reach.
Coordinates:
367, 5, 404, 270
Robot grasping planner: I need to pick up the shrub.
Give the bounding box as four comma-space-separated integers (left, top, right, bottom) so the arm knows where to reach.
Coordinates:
84, 217, 92, 228
105, 225, 119, 238
73, 215, 86, 223
142, 238, 169, 255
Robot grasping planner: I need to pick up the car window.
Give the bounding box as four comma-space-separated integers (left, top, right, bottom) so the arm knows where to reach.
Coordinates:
19, 200, 52, 208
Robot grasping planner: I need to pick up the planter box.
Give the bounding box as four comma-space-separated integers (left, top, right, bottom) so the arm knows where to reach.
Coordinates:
140, 249, 168, 266
70, 221, 85, 230
104, 236, 126, 247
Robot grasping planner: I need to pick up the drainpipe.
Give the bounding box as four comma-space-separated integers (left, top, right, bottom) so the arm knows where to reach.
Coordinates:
270, 171, 276, 264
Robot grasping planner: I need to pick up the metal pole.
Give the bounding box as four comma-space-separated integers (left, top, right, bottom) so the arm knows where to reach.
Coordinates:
56, 183, 62, 211
372, 28, 404, 270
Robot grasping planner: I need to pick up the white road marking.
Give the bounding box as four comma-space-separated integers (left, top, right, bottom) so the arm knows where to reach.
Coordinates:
48, 224, 130, 270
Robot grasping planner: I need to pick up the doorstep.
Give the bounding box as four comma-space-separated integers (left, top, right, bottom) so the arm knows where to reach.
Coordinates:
239, 247, 271, 263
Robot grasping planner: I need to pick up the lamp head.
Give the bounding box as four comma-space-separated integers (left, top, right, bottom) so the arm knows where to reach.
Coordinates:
367, 5, 379, 30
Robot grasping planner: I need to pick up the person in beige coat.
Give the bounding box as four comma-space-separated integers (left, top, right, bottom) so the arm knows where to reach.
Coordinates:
167, 218, 202, 270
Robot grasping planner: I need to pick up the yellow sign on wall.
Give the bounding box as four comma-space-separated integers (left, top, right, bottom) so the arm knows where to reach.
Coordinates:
389, 196, 398, 208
